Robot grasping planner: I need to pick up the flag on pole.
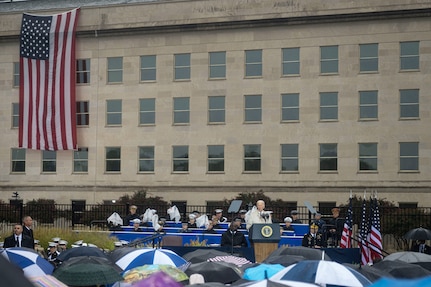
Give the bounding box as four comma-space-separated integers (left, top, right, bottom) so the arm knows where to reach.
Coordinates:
369, 193, 383, 260
19, 8, 80, 150
359, 196, 371, 265
340, 193, 353, 248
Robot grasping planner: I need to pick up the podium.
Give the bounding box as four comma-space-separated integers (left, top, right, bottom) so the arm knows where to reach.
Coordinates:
249, 223, 281, 262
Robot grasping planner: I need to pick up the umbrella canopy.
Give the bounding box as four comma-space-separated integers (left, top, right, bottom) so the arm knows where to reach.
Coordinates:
29, 275, 69, 287
243, 264, 285, 281
343, 263, 394, 283
383, 251, 431, 271
263, 255, 307, 267
53, 256, 123, 286
404, 227, 431, 240
185, 261, 243, 284
372, 260, 431, 279
369, 277, 431, 287
131, 271, 184, 287
208, 255, 252, 267
0, 247, 54, 277
182, 248, 230, 263
0, 254, 35, 287
271, 260, 372, 287
56, 245, 107, 262
267, 246, 332, 261
123, 264, 188, 284
236, 279, 320, 287
113, 248, 187, 271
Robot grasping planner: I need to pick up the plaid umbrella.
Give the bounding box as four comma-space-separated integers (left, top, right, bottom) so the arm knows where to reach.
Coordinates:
207, 255, 252, 267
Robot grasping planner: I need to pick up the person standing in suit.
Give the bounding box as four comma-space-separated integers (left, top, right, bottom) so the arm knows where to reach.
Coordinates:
221, 219, 248, 247
3, 224, 34, 248
22, 216, 34, 243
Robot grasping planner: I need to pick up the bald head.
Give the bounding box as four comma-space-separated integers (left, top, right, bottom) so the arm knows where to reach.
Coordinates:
256, 200, 265, 211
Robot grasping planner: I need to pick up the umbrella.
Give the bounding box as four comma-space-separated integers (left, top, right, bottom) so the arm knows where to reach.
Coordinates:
343, 263, 394, 283
372, 260, 431, 279
29, 275, 69, 287
182, 248, 230, 263
132, 271, 184, 287
0, 254, 35, 287
208, 255, 252, 267
270, 260, 372, 287
263, 255, 307, 267
0, 247, 54, 277
184, 283, 226, 287
185, 261, 243, 283
243, 264, 285, 280
369, 277, 431, 287
113, 247, 187, 271
266, 246, 332, 261
56, 245, 107, 262
122, 264, 188, 284
404, 227, 431, 240
383, 251, 431, 271
236, 279, 320, 287
53, 256, 123, 286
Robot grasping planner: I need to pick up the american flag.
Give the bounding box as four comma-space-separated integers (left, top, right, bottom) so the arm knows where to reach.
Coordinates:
19, 8, 80, 150
369, 195, 383, 260
340, 194, 353, 248
359, 197, 371, 265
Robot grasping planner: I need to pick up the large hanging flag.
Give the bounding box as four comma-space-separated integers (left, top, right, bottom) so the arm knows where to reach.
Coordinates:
19, 8, 80, 150
340, 192, 353, 248
359, 194, 371, 265
369, 192, 383, 260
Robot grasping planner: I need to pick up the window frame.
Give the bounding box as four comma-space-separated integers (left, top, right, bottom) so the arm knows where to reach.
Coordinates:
281, 144, 299, 172
73, 147, 89, 173
11, 148, 25, 173
209, 51, 226, 79
320, 92, 338, 121
76, 58, 91, 84
358, 143, 378, 172
281, 93, 300, 122
13, 62, 20, 87
208, 96, 225, 124
138, 146, 155, 173
106, 99, 122, 126
399, 89, 419, 119
174, 53, 191, 81
245, 49, 263, 78
320, 45, 339, 74
107, 57, 123, 84
172, 145, 189, 173
243, 144, 261, 172
400, 41, 420, 71
76, 101, 89, 126
399, 142, 419, 172
173, 97, 190, 125
105, 147, 121, 173
359, 43, 378, 73
42, 150, 56, 173
139, 98, 156, 125
282, 47, 300, 76
207, 145, 225, 173
12, 103, 19, 128
244, 95, 262, 123
359, 90, 378, 120
319, 143, 338, 172
140, 55, 157, 82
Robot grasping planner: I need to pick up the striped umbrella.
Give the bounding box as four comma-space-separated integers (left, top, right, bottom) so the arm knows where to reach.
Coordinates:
0, 247, 54, 277
114, 248, 187, 272
207, 255, 251, 267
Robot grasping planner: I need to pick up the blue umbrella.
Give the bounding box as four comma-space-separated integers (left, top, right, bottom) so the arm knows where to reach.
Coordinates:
0, 247, 54, 277
270, 260, 372, 287
114, 248, 187, 272
243, 264, 285, 280
370, 277, 431, 287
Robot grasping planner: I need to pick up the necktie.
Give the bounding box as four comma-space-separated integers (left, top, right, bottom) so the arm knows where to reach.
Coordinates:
15, 236, 20, 247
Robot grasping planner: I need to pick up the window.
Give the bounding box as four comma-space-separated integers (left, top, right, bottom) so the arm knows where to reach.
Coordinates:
76, 101, 89, 126
106, 99, 122, 126
140, 55, 156, 81
139, 146, 155, 172
320, 46, 338, 74
208, 96, 225, 124
244, 144, 261, 172
282, 48, 300, 75
208, 145, 224, 172
12, 103, 19, 128
107, 57, 123, 83
400, 89, 419, 119
42, 150, 56, 173
106, 147, 121, 172
320, 92, 338, 121
281, 93, 299, 122
173, 97, 189, 124
13, 62, 20, 87
318, 202, 337, 215
174, 53, 190, 80
320, 143, 337, 171
359, 91, 378, 120
245, 50, 262, 77
359, 44, 378, 72
73, 147, 88, 173
173, 146, 189, 172
281, 144, 298, 172
359, 143, 377, 171
399, 202, 418, 209
400, 142, 419, 171
139, 98, 156, 125
209, 52, 226, 79
11, 148, 25, 173
244, 95, 262, 123
400, 41, 419, 70
76, 59, 90, 84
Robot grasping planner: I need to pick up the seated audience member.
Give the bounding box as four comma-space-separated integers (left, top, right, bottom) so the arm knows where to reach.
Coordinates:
204, 217, 218, 234
132, 219, 143, 232
220, 219, 248, 247
282, 217, 295, 232
215, 209, 228, 223
312, 212, 326, 233
179, 222, 191, 233
411, 240, 431, 254
3, 224, 34, 248
58, 240, 68, 252
302, 223, 325, 249
188, 214, 198, 228
47, 242, 60, 266
291, 210, 302, 223
123, 205, 140, 225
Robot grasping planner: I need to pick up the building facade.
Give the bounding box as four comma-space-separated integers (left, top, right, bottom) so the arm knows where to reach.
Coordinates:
0, 0, 430, 208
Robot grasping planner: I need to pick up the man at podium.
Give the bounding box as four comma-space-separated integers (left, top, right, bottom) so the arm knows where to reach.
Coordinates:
246, 200, 272, 230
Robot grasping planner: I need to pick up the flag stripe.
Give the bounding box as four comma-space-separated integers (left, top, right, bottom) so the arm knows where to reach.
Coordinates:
340, 195, 353, 248
19, 8, 79, 151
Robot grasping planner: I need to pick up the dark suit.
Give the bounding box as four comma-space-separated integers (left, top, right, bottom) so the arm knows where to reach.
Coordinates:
22, 226, 34, 242
220, 230, 248, 247
3, 234, 34, 249
302, 232, 325, 248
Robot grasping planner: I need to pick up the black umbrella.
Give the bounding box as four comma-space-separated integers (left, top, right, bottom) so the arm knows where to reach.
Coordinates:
263, 254, 307, 267
182, 249, 230, 263
56, 246, 108, 262
53, 256, 123, 286
0, 255, 35, 287
343, 263, 394, 282
266, 246, 332, 261
404, 227, 431, 240
185, 261, 242, 284
372, 259, 431, 279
